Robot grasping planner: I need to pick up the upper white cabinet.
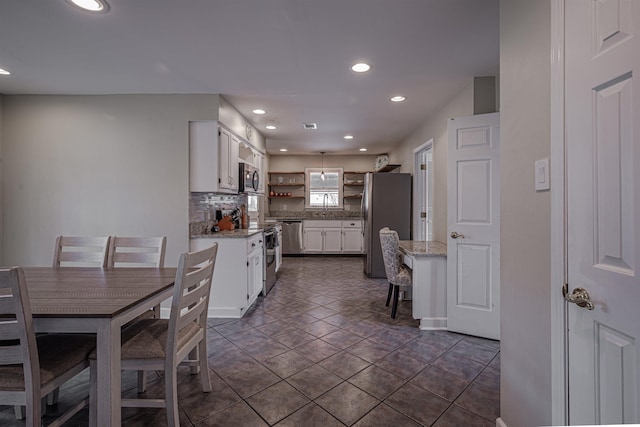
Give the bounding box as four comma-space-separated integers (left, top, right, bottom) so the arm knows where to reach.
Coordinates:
189, 121, 238, 194
219, 127, 239, 192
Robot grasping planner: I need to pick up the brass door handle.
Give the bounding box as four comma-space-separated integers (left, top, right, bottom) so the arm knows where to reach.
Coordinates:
450, 231, 465, 239
563, 286, 594, 310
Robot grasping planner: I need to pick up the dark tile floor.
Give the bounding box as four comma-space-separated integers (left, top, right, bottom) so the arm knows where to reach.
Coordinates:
1, 256, 500, 426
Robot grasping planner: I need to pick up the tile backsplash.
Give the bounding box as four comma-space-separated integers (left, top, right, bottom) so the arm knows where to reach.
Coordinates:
189, 192, 247, 223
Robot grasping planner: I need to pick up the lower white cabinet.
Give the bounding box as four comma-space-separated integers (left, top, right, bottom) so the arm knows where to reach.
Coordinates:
342, 220, 363, 253
303, 227, 325, 252
190, 233, 264, 318
303, 220, 342, 253
247, 247, 263, 305
303, 220, 363, 254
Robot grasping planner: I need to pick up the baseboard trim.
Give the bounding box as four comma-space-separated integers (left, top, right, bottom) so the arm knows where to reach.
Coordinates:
496, 417, 507, 427
419, 317, 447, 330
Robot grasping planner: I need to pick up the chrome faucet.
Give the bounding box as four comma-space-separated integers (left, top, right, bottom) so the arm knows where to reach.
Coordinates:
322, 193, 328, 217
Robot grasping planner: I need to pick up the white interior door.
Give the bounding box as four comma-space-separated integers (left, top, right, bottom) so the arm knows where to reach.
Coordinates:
565, 1, 640, 424
413, 141, 433, 241
447, 113, 500, 340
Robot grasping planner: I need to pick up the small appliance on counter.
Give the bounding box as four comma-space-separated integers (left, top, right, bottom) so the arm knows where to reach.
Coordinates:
217, 215, 234, 230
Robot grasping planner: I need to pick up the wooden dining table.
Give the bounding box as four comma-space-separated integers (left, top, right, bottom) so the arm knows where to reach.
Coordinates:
23, 267, 177, 427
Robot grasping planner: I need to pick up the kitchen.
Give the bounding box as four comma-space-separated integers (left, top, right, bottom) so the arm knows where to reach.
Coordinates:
0, 1, 580, 427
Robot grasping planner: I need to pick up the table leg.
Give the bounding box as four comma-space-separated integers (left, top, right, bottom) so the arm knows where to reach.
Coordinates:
96, 319, 121, 427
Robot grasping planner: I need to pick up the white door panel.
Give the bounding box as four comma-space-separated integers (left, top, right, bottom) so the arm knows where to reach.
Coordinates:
565, 0, 640, 424
447, 113, 500, 340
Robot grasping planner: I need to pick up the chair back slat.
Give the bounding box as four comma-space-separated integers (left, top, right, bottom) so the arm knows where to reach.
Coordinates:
0, 346, 22, 364
166, 244, 217, 358
176, 297, 209, 329
0, 320, 20, 341
53, 236, 110, 268
107, 236, 166, 268
0, 267, 40, 390
0, 294, 15, 313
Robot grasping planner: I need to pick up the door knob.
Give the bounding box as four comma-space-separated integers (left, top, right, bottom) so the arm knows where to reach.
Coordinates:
450, 231, 465, 239
563, 286, 595, 310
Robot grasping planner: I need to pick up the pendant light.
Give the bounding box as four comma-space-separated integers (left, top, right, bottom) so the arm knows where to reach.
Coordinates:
320, 151, 326, 181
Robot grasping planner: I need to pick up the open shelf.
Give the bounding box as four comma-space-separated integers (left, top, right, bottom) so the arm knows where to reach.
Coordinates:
375, 164, 401, 172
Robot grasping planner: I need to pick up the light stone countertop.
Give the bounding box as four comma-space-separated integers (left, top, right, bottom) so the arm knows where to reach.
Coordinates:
399, 240, 447, 257
190, 223, 277, 239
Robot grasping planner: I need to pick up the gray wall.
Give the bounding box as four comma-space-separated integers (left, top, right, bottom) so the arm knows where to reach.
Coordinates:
499, 1, 552, 425
388, 80, 475, 243
2, 94, 221, 266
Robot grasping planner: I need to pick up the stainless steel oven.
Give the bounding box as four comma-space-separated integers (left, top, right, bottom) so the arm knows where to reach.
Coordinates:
263, 228, 278, 295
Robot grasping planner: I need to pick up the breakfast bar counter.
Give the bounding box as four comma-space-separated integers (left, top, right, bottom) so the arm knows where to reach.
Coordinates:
399, 240, 447, 257
399, 240, 448, 330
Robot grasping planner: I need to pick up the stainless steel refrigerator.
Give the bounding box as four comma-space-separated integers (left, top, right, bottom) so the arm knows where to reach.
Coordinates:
362, 172, 412, 277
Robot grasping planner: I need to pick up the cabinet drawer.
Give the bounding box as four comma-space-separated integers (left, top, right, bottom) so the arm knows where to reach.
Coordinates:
247, 234, 263, 253
304, 220, 341, 228
341, 220, 362, 228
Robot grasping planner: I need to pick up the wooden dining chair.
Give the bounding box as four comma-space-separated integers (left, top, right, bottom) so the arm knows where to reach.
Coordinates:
107, 236, 168, 389
89, 243, 218, 427
0, 267, 95, 427
107, 236, 167, 268
379, 227, 413, 318
52, 235, 111, 268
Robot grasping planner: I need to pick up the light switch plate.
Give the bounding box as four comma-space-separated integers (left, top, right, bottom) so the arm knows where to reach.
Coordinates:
535, 158, 550, 191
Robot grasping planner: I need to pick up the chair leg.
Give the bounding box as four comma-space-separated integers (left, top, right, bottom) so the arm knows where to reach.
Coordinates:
189, 347, 200, 374
165, 368, 179, 427
198, 339, 211, 392
391, 285, 400, 319
385, 283, 393, 307
14, 405, 25, 420
89, 361, 97, 427
137, 370, 148, 393
46, 388, 60, 406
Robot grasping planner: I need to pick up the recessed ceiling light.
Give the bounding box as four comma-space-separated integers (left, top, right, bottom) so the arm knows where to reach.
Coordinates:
265, 125, 277, 130
67, 0, 109, 12
252, 109, 266, 115
343, 135, 354, 140
359, 148, 367, 152
351, 62, 371, 73
279, 148, 288, 152
390, 95, 406, 102
0, 68, 10, 76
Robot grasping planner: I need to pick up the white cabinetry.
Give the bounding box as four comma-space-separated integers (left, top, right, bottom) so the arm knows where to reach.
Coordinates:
256, 152, 265, 193
219, 128, 239, 192
247, 240, 263, 304
342, 220, 363, 253
303, 220, 342, 253
303, 227, 324, 252
190, 233, 263, 317
189, 121, 238, 194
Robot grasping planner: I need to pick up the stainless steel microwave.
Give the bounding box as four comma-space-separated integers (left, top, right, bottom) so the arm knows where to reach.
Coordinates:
239, 163, 260, 193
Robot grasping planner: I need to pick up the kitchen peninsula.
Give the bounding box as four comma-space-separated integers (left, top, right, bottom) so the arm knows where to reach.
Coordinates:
191, 223, 277, 318
399, 240, 448, 330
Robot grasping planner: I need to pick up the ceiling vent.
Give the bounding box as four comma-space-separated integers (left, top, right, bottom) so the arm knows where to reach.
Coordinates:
302, 123, 318, 130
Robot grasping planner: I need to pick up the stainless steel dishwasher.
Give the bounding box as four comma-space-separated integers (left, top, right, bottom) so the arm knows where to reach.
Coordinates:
281, 220, 303, 255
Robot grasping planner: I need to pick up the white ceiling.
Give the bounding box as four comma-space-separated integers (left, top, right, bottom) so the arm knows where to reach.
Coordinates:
0, 0, 499, 155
